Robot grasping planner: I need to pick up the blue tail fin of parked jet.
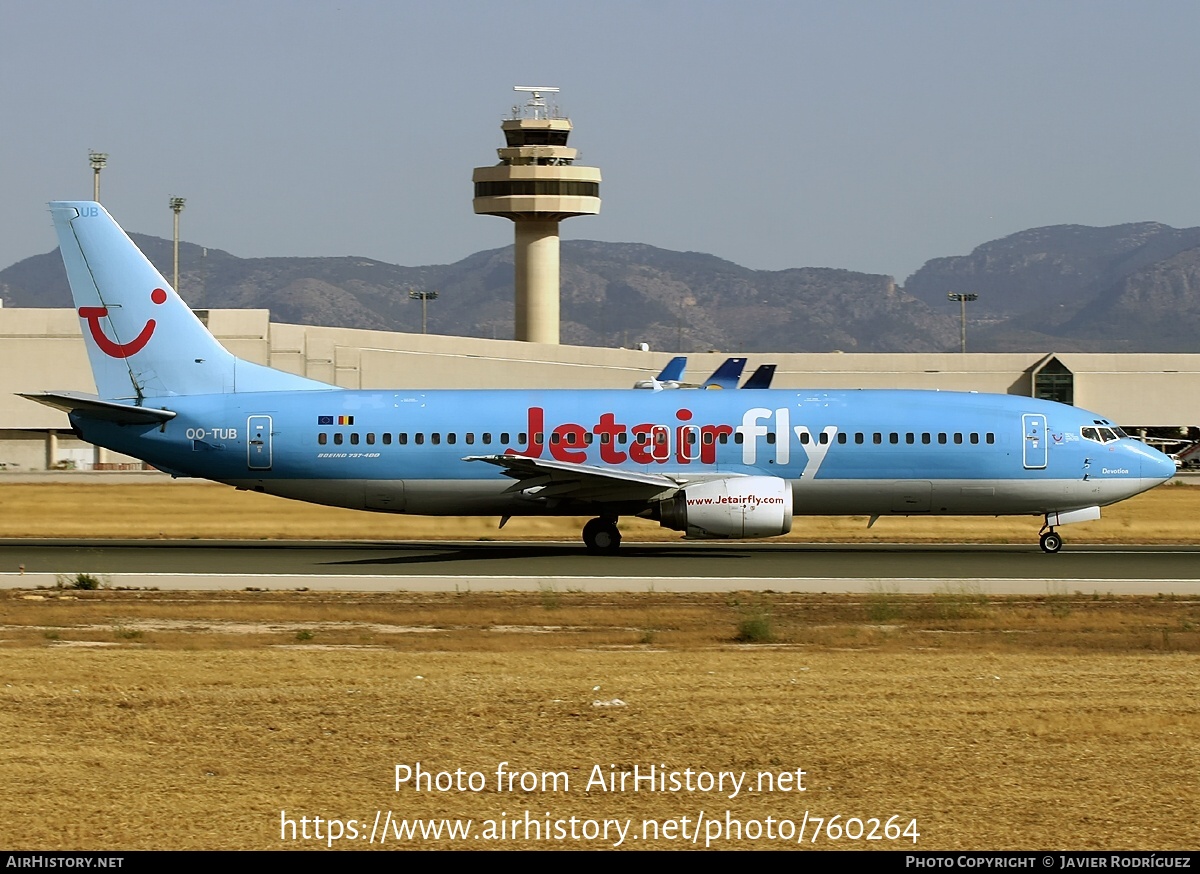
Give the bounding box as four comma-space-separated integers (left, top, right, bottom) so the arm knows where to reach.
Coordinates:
742, 364, 776, 389
656, 356, 687, 383
49, 201, 333, 401
701, 357, 747, 389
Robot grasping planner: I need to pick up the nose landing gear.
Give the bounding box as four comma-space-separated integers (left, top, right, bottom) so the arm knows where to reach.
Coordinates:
1039, 529, 1063, 554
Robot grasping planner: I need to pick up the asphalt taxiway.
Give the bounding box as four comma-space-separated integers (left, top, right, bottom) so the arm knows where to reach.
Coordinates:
0, 539, 1197, 593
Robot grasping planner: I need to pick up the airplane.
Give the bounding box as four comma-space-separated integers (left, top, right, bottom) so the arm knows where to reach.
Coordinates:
23, 201, 1176, 555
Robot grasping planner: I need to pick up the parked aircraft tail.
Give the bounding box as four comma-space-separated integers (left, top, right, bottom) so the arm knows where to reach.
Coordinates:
741, 364, 777, 389
700, 357, 747, 389
47, 201, 332, 401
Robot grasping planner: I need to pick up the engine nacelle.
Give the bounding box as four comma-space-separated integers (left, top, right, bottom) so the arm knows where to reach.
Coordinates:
657, 476, 793, 540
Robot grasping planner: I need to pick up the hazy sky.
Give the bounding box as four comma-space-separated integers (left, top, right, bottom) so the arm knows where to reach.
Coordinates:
3, 1, 1199, 283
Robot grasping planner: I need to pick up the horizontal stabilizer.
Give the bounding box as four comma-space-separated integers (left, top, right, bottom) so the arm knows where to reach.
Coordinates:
20, 391, 176, 425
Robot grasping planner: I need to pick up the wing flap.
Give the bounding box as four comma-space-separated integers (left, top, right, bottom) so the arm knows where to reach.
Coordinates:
464, 454, 687, 503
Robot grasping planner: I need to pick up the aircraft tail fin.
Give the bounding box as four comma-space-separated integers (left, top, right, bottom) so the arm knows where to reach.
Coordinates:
49, 201, 332, 400
655, 356, 687, 383
700, 357, 747, 390
741, 364, 776, 389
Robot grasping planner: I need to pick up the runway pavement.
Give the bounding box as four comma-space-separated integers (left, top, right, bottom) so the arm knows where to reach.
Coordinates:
0, 539, 1197, 593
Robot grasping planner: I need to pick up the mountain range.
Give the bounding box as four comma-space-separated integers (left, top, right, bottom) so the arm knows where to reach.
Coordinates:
3, 221, 1199, 353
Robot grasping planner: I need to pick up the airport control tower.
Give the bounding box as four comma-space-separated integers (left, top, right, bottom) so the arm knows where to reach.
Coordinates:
473, 87, 601, 344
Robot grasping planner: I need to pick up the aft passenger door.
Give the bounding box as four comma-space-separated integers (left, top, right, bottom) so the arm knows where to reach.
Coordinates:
1022, 413, 1047, 469
247, 415, 273, 470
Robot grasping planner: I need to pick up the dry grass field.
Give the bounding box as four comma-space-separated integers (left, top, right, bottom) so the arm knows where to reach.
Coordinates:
1, 480, 1196, 850
1, 588, 1198, 850
0, 478, 1197, 542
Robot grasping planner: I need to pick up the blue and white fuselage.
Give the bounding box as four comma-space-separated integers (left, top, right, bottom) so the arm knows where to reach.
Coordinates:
27, 202, 1175, 553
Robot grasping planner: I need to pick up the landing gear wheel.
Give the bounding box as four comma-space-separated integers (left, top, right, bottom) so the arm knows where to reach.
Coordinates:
582, 517, 621, 554
1039, 530, 1063, 554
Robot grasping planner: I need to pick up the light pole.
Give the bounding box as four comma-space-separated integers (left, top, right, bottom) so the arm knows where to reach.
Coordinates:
409, 290, 439, 334
169, 197, 186, 291
947, 292, 978, 353
89, 151, 108, 201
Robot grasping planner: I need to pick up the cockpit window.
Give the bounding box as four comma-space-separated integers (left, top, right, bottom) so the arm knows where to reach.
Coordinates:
1112, 426, 1129, 439
1082, 426, 1122, 444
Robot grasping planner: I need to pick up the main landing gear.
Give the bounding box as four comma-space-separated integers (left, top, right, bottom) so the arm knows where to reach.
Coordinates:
1039, 529, 1063, 554
582, 517, 621, 554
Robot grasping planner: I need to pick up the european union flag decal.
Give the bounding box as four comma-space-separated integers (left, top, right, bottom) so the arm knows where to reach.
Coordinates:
317, 415, 334, 425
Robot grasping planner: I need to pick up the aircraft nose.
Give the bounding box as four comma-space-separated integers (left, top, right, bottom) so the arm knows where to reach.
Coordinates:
1143, 446, 1177, 482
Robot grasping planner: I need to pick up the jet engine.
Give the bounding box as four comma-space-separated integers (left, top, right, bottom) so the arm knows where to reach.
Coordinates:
657, 476, 793, 539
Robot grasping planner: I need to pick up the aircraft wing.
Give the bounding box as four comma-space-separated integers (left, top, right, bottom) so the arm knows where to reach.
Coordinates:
20, 391, 177, 425
465, 453, 703, 503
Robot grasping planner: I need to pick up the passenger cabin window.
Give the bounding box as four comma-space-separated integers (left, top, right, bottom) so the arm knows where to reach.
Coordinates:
318, 433, 327, 445
333, 433, 343, 445
382, 433, 392, 445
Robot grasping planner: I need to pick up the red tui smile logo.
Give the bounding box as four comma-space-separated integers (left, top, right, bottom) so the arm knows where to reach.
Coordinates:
78, 288, 167, 358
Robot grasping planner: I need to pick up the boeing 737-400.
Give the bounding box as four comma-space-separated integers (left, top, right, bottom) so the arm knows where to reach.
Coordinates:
22, 202, 1176, 553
